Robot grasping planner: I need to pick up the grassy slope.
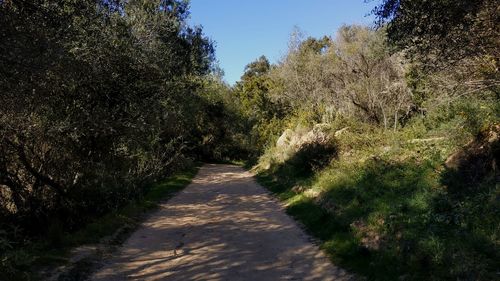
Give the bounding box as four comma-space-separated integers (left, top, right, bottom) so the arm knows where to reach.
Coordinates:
5, 165, 200, 281
253, 127, 499, 281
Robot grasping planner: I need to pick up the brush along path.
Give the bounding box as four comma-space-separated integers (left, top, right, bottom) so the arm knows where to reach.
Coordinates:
91, 164, 352, 281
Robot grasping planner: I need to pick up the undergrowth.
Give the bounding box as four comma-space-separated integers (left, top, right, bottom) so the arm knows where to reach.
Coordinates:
254, 121, 499, 280
0, 165, 200, 281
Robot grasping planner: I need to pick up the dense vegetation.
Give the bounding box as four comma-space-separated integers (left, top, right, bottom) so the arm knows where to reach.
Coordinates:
0, 0, 240, 278
229, 1, 499, 280
0, 0, 498, 280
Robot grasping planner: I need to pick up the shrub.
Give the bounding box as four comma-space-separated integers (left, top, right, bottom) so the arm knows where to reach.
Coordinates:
287, 140, 338, 176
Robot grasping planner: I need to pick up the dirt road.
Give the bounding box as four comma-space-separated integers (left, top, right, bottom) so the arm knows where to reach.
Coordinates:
91, 164, 352, 281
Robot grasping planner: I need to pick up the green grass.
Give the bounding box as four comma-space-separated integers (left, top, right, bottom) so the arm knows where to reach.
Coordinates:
3, 165, 200, 281
255, 154, 499, 281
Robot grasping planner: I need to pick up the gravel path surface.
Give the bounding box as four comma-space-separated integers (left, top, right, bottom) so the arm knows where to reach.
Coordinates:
91, 164, 353, 281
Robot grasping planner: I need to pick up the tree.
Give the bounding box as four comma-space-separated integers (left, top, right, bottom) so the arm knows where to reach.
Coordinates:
374, 0, 499, 65
373, 0, 499, 118
373, 0, 499, 95
0, 0, 216, 241
231, 56, 289, 152
241, 55, 271, 80
235, 56, 286, 121
270, 25, 414, 129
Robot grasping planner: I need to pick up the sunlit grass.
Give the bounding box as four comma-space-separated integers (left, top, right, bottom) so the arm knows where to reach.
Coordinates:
255, 150, 499, 280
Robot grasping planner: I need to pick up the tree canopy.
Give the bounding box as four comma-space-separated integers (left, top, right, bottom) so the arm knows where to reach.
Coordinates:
373, 0, 499, 70
0, 0, 222, 240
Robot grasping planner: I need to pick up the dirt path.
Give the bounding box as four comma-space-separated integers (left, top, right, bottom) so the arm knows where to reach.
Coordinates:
91, 164, 353, 281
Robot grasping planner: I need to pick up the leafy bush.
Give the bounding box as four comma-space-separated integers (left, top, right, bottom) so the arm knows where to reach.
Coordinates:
0, 0, 225, 263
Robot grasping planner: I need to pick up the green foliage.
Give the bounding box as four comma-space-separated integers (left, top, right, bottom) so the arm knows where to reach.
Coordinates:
241, 3, 499, 280
416, 95, 500, 146
0, 2, 237, 278
231, 56, 291, 155
0, 165, 199, 280
0, 0, 213, 233
1, 0, 498, 279
270, 26, 414, 129
374, 0, 499, 70
191, 75, 252, 161
257, 132, 499, 280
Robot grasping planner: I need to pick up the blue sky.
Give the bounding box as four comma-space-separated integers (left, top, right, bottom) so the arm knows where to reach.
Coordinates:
188, 0, 379, 85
